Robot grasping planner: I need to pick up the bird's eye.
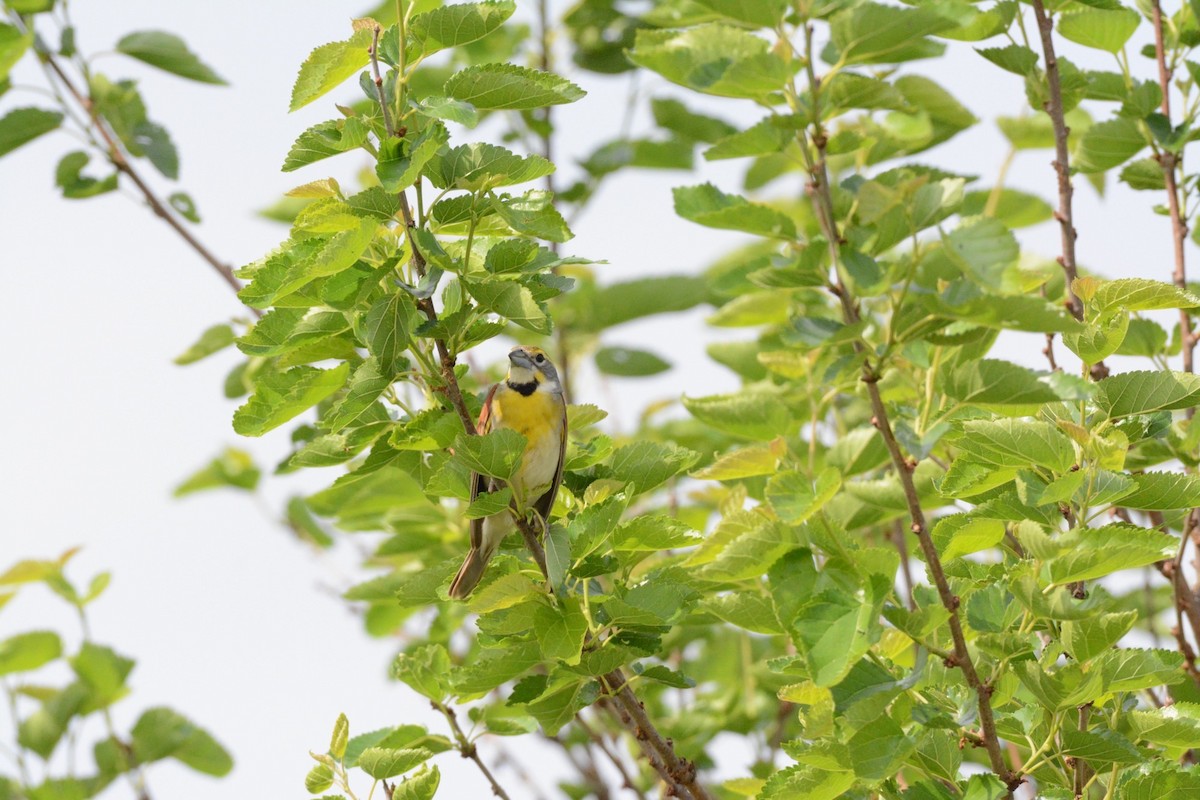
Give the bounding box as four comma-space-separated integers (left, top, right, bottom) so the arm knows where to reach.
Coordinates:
535, 354, 545, 364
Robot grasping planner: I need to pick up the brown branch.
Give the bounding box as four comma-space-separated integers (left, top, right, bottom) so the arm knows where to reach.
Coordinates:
1151, 0, 1196, 388
433, 700, 512, 800
1072, 703, 1092, 798
545, 732, 613, 800
576, 713, 648, 800
795, 26, 1016, 793
30, 37, 256, 316
1030, 0, 1083, 324
368, 28, 476, 434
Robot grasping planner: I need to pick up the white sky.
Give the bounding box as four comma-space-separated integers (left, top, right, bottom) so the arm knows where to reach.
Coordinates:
0, 1, 1182, 798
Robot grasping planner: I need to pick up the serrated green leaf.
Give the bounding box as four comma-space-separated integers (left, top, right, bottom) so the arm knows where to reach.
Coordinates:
282, 118, 368, 172
325, 358, 391, 433
1119, 472, 1200, 510
232, 364, 350, 436
941, 359, 1058, 405
674, 183, 796, 239
467, 278, 550, 333
1049, 523, 1175, 584
629, 24, 794, 100
173, 447, 260, 497
1057, 7, 1140, 54
1095, 370, 1200, 417
445, 63, 584, 110
357, 747, 433, 780
605, 441, 699, 494
365, 293, 418, 374
174, 324, 235, 365
409, 1, 516, 57
451, 429, 525, 480
828, 2, 957, 65
1075, 116, 1144, 173
290, 29, 373, 112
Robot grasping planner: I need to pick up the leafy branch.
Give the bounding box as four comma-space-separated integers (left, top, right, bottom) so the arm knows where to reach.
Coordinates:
11, 13, 256, 315
432, 700, 511, 800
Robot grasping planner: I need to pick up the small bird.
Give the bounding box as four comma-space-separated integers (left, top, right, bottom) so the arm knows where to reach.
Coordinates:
448, 345, 567, 599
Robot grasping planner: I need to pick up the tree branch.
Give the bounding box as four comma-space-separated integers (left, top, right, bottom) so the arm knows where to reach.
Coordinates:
1150, 0, 1195, 385
793, 24, 1017, 793
433, 700, 512, 800
575, 713, 648, 800
1029, 0, 1084, 325
28, 32, 257, 316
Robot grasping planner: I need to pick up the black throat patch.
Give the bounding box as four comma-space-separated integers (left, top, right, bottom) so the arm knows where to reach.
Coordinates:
506, 380, 538, 397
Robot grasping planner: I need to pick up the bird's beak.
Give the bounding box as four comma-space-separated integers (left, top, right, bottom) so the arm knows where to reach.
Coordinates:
508, 349, 533, 369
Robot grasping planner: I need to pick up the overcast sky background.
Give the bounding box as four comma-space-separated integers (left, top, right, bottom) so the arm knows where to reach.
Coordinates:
0, 1, 1182, 798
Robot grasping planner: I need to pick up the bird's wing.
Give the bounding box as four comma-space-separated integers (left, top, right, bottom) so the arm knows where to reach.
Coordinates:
533, 392, 568, 524
469, 383, 500, 550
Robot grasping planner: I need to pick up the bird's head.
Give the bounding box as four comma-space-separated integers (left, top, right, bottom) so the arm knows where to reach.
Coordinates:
507, 346, 561, 393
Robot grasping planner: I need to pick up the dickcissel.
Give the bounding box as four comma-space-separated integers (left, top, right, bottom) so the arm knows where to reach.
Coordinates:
449, 345, 567, 599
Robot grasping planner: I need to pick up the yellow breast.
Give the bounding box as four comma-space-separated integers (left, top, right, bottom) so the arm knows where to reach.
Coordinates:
491, 385, 563, 499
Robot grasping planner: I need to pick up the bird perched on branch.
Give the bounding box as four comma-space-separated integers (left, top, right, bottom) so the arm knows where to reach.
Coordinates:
449, 345, 567, 599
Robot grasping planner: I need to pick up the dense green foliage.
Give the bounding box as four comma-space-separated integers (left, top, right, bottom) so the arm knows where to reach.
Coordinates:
11, 0, 1200, 798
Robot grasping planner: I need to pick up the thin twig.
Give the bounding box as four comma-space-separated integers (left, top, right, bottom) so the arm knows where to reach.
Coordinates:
544, 732, 613, 800
1151, 0, 1195, 387
433, 700, 513, 800
1029, 0, 1083, 324
576, 714, 647, 800
26, 29, 255, 315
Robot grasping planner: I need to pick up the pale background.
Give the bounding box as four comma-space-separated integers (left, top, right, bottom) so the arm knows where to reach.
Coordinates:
0, 1, 1176, 797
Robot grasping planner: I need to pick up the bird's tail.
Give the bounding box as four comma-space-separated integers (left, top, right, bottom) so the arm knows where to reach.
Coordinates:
449, 547, 490, 599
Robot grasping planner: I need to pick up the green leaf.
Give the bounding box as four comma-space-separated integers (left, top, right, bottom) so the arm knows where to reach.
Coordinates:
116, 31, 226, 84
848, 715, 914, 780
0, 107, 62, 158
1062, 611, 1137, 662
451, 429, 526, 480
828, 2, 957, 65
674, 183, 796, 239
1049, 523, 1175, 583
704, 114, 795, 161
54, 150, 118, 198
960, 188, 1051, 228
694, 439, 785, 481
290, 29, 373, 112
534, 597, 588, 665
523, 677, 599, 735
629, 24, 794, 100
426, 142, 554, 191
0, 631, 61, 675
393, 645, 451, 702
1060, 728, 1141, 765
1057, 7, 1140, 54
1118, 472, 1200, 510
232, 364, 350, 436
1129, 705, 1200, 748
392, 766, 440, 800
1094, 370, 1200, 417
933, 514, 1005, 561
0, 23, 31, 83
174, 324, 235, 365
700, 516, 793, 581
239, 221, 377, 307
651, 98, 737, 143
942, 216, 1018, 289
377, 123, 448, 192
445, 64, 585, 110
594, 346, 670, 377
131, 707, 232, 775
794, 581, 887, 687
941, 359, 1058, 406
693, 0, 787, 27
1090, 277, 1200, 314
765, 468, 841, 524
357, 747, 433, 780
1075, 116, 1145, 173
305, 765, 334, 794
325, 358, 392, 433
329, 713, 349, 759
409, 1, 516, 57
605, 441, 699, 495
365, 293, 417, 375
282, 118, 369, 172
173, 448, 260, 497
467, 278, 551, 333
1096, 648, 1184, 693
954, 419, 1076, 473
490, 190, 573, 243
569, 275, 709, 332
1062, 311, 1129, 364
683, 390, 791, 440
976, 44, 1038, 76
